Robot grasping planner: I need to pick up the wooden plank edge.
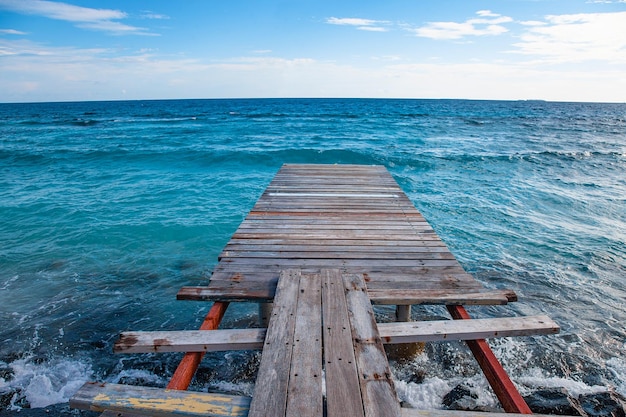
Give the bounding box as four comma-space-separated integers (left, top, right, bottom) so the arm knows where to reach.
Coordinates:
70, 382, 250, 417
100, 410, 154, 417
400, 409, 578, 417
113, 315, 558, 354
176, 286, 517, 305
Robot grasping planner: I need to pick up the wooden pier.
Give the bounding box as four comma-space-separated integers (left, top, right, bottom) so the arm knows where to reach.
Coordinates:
71, 164, 561, 416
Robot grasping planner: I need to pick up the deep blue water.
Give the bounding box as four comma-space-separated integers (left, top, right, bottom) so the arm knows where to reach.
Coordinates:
1, 98, 625, 411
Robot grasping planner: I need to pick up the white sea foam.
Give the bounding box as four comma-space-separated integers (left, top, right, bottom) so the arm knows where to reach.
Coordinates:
210, 380, 255, 397
109, 368, 166, 386
396, 374, 501, 411
516, 367, 607, 397
607, 358, 626, 397
395, 377, 451, 410
0, 357, 92, 409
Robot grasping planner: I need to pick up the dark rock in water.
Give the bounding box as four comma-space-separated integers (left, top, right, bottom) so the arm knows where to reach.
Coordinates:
193, 364, 218, 386
443, 384, 479, 410
0, 390, 16, 410
524, 388, 584, 416
579, 391, 626, 417
0, 402, 99, 416
0, 366, 13, 382
384, 342, 425, 363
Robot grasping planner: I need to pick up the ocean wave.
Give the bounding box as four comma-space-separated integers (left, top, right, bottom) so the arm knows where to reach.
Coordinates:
0, 357, 92, 409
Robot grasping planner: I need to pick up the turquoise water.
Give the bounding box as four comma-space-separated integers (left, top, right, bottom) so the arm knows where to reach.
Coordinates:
1, 99, 625, 411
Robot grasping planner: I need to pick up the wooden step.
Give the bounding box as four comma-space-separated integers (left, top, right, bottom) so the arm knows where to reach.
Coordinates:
114, 315, 559, 354
70, 382, 250, 417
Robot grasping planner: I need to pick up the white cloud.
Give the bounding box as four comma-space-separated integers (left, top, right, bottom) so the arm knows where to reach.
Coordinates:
327, 17, 377, 26
140, 11, 170, 20
0, 0, 155, 35
415, 10, 513, 40
513, 11, 626, 63
358, 26, 387, 32
326, 17, 389, 32
519, 20, 546, 27
0, 0, 125, 21
476, 10, 500, 18
1, 36, 623, 103
77, 20, 154, 36
0, 28, 27, 35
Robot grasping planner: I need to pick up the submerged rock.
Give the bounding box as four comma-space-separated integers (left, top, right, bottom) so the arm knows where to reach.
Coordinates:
443, 384, 481, 411
579, 391, 626, 417
524, 388, 584, 415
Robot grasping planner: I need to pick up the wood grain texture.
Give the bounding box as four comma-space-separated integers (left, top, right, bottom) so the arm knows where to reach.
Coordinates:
322, 269, 365, 417
191, 164, 515, 305
70, 382, 249, 417
248, 269, 301, 417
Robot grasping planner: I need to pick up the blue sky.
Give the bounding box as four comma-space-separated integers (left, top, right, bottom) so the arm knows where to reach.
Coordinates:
1, 0, 625, 103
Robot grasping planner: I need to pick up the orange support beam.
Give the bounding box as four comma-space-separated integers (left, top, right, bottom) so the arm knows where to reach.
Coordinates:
167, 301, 229, 390
447, 305, 532, 414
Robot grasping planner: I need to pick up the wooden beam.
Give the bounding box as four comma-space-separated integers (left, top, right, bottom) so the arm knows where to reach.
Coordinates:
177, 286, 517, 305
447, 305, 533, 414
114, 315, 559, 354
70, 382, 249, 417
166, 301, 229, 390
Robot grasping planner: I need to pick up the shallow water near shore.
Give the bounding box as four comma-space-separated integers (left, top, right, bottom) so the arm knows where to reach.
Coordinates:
1, 98, 625, 413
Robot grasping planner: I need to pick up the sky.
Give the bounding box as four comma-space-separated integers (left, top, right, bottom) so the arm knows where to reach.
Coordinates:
1, 0, 625, 103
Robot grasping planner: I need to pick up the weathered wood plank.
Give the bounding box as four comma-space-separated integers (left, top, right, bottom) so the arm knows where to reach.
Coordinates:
285, 273, 323, 417
248, 269, 301, 417
322, 269, 365, 417
378, 315, 559, 343
343, 272, 401, 417
219, 251, 455, 260
209, 262, 466, 278
367, 288, 516, 305
114, 328, 267, 353
225, 238, 446, 247
113, 315, 559, 354
216, 258, 461, 267
70, 382, 250, 417
177, 285, 515, 304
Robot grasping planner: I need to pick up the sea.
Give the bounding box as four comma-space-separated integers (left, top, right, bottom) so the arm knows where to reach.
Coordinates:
0, 98, 625, 415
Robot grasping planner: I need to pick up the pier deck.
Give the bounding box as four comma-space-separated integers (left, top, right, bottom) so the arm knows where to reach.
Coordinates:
72, 164, 561, 416
178, 164, 513, 305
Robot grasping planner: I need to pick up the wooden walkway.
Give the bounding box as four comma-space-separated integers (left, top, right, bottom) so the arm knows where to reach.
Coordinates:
71, 164, 561, 417
178, 164, 514, 306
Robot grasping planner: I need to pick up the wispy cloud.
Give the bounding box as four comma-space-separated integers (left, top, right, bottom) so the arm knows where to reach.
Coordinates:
0, 28, 28, 35
140, 11, 170, 20
0, 0, 156, 35
415, 10, 513, 40
513, 11, 626, 63
326, 17, 389, 32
